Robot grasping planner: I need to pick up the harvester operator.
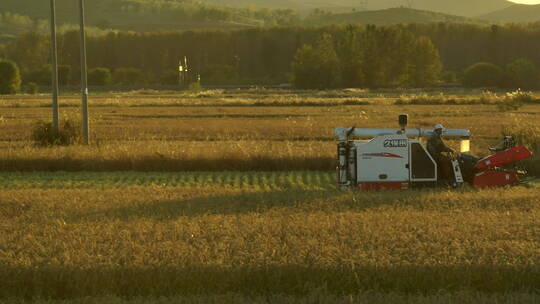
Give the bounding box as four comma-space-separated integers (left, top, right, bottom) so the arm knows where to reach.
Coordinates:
427, 124, 454, 182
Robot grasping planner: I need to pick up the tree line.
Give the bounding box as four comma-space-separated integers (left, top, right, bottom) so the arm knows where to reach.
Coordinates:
292, 26, 441, 89
1, 22, 540, 92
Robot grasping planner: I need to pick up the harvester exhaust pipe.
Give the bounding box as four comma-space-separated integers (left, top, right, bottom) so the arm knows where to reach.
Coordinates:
348, 146, 357, 185
337, 142, 349, 190
398, 114, 408, 131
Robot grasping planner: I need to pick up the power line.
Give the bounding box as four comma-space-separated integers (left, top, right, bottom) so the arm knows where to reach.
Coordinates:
79, 0, 89, 145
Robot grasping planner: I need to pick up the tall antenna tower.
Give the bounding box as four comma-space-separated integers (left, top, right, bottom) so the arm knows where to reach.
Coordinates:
359, 0, 368, 11
178, 56, 189, 86
404, 0, 414, 9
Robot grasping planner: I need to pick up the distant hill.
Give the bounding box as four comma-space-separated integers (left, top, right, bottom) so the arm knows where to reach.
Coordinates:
0, 0, 491, 35
2, 0, 529, 36
201, 0, 355, 12
0, 0, 300, 31
305, 7, 486, 26
367, 0, 511, 17
202, 0, 513, 17
479, 4, 540, 23
0, 0, 517, 20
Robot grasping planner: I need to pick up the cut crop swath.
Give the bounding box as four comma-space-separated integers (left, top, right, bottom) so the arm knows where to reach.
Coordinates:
0, 172, 335, 190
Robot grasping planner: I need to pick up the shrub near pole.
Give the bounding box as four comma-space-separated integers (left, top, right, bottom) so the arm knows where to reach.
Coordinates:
0, 60, 21, 94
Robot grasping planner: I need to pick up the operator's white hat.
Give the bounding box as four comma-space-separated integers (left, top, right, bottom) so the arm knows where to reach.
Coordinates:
434, 124, 444, 130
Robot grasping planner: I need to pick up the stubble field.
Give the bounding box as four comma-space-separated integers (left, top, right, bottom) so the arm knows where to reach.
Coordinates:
0, 89, 539, 303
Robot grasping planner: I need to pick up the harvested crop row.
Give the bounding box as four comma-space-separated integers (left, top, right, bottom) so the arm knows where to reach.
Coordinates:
0, 171, 335, 190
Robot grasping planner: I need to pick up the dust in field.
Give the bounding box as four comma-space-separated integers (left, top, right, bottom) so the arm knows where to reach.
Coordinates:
0, 185, 538, 298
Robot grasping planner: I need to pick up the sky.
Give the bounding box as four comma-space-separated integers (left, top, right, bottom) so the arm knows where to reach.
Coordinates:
509, 0, 540, 3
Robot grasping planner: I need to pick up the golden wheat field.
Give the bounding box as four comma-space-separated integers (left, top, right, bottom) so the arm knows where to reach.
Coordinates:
0, 89, 539, 172
0, 89, 539, 303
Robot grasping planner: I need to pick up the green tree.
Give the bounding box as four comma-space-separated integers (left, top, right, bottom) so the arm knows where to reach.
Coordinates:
24, 65, 50, 86
23, 64, 70, 86
202, 64, 237, 85
5, 31, 48, 71
360, 25, 384, 88
463, 62, 503, 88
339, 25, 363, 88
26, 82, 38, 94
503, 58, 539, 89
391, 29, 416, 87
407, 36, 442, 87
113, 67, 145, 85
7, 22, 540, 88
442, 71, 458, 83
292, 33, 340, 89
58, 65, 71, 86
159, 70, 179, 85
88, 67, 112, 86
292, 44, 318, 89
0, 59, 21, 94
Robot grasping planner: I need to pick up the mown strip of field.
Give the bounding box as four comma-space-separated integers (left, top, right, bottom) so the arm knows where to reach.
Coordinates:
0, 171, 335, 190
0, 171, 538, 190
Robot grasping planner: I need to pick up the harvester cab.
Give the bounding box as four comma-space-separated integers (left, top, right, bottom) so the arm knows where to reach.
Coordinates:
335, 114, 532, 190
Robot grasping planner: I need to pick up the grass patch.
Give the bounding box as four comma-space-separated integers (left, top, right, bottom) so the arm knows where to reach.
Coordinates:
32, 118, 81, 146
394, 90, 540, 106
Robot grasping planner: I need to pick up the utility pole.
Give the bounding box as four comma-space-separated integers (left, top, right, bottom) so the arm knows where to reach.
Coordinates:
234, 54, 240, 80
49, 0, 59, 131
79, 0, 90, 144
184, 56, 189, 85
178, 57, 189, 87
178, 59, 183, 86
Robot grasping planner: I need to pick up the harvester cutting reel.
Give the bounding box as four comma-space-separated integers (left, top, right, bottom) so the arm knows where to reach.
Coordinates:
485, 136, 535, 185
335, 114, 533, 190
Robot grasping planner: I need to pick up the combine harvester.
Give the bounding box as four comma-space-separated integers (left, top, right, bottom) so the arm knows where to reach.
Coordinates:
335, 114, 533, 190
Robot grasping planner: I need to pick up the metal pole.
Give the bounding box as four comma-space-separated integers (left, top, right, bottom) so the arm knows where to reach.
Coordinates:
79, 0, 89, 144
49, 0, 59, 131
178, 60, 182, 86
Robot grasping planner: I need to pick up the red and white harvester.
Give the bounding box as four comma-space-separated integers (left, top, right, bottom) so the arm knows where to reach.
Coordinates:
335, 114, 533, 190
